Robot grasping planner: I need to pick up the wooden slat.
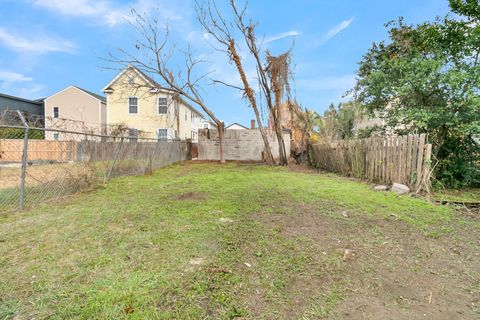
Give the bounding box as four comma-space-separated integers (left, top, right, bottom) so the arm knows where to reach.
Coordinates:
410, 135, 418, 186
415, 134, 426, 190
309, 133, 431, 191
405, 135, 412, 185
420, 143, 432, 193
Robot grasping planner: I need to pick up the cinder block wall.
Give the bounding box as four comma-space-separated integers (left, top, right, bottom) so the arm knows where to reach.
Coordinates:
198, 129, 290, 161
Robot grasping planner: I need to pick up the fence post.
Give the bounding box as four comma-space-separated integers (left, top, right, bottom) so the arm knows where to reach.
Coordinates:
105, 136, 124, 183
17, 111, 29, 210
148, 136, 161, 174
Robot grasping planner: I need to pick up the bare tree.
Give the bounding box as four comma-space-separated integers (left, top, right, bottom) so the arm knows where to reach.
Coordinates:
107, 10, 227, 163
265, 51, 293, 164
197, 0, 285, 164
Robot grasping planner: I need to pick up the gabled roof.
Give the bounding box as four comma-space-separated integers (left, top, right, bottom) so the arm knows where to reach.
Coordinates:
44, 86, 106, 103
226, 122, 249, 129
75, 87, 106, 102
102, 64, 168, 93
0, 92, 43, 105
103, 64, 205, 118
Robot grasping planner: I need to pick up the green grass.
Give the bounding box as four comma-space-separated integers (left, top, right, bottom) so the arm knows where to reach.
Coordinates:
0, 162, 468, 319
432, 188, 480, 203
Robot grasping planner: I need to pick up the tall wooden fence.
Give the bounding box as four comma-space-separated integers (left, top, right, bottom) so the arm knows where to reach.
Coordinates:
310, 134, 432, 192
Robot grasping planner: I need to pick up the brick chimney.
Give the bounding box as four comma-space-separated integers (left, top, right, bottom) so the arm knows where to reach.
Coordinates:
250, 119, 256, 129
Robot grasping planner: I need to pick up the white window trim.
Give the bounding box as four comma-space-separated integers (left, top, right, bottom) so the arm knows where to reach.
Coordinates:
53, 106, 59, 118
157, 96, 168, 115
157, 128, 168, 141
128, 96, 139, 115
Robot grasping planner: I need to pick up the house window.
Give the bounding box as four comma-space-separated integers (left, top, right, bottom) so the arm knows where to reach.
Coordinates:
128, 97, 138, 114
129, 128, 138, 142
204, 123, 208, 129
158, 129, 167, 141
53, 133, 59, 140
191, 113, 194, 122
53, 107, 59, 118
185, 109, 188, 121
158, 97, 167, 114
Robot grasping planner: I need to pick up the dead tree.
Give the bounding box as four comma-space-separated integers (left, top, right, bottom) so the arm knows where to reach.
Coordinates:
107, 10, 227, 163
197, 0, 277, 164
265, 51, 293, 165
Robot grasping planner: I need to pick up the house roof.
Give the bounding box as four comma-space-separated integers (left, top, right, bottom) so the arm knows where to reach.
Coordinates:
44, 86, 106, 103
226, 122, 249, 129
0, 92, 43, 106
103, 64, 205, 118
75, 87, 106, 103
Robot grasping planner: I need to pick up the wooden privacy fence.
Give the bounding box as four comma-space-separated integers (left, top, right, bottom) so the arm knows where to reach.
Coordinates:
0, 139, 77, 162
310, 134, 432, 192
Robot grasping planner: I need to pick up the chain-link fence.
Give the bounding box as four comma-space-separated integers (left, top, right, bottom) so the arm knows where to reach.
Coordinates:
0, 115, 191, 212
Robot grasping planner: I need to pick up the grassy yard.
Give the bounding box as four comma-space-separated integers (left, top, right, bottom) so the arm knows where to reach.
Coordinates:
1, 162, 479, 319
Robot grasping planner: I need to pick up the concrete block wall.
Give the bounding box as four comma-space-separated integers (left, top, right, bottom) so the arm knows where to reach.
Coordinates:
198, 129, 290, 161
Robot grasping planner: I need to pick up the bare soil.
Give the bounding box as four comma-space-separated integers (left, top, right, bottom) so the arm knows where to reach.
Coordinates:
254, 208, 480, 319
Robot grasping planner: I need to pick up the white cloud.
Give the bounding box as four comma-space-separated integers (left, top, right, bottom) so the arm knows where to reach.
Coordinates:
265, 30, 300, 44
316, 18, 354, 46
0, 71, 44, 99
31, 0, 184, 28
0, 71, 33, 83
0, 27, 76, 54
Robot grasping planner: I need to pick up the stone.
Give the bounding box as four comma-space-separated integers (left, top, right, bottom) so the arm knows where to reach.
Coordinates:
343, 249, 355, 261
219, 218, 233, 223
391, 183, 410, 195
373, 185, 388, 191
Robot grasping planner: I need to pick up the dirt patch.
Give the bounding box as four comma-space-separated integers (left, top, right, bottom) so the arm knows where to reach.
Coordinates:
174, 192, 207, 201
287, 163, 319, 174
251, 208, 480, 319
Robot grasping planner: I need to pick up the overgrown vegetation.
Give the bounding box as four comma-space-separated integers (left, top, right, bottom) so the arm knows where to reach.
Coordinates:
303, 101, 358, 143
355, 0, 480, 188
0, 127, 44, 139
1, 162, 478, 319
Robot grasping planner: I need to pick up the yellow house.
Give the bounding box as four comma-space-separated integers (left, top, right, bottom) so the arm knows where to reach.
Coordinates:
103, 65, 204, 141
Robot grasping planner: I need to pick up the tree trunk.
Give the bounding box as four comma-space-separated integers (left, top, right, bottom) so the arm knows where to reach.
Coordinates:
228, 40, 275, 164
272, 88, 288, 165
251, 104, 276, 164
218, 123, 226, 164
274, 123, 288, 165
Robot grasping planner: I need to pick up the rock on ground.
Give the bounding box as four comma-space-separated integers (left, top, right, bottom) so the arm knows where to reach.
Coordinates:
391, 183, 410, 195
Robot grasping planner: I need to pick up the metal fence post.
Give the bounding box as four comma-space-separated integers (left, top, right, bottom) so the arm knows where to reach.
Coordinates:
105, 136, 124, 183
17, 111, 29, 210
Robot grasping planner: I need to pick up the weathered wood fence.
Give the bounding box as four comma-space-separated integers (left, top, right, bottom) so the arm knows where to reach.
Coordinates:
310, 134, 432, 192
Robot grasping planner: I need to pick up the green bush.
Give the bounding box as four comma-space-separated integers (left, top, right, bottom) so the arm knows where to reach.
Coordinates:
0, 128, 45, 140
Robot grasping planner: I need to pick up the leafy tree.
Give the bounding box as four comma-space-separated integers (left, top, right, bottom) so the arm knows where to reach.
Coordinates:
356, 0, 480, 188
316, 102, 356, 141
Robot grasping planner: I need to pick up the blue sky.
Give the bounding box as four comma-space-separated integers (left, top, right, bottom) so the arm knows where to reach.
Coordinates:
0, 0, 450, 126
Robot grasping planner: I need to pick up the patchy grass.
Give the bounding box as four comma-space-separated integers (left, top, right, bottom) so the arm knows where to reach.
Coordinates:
433, 188, 480, 203
1, 162, 478, 319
